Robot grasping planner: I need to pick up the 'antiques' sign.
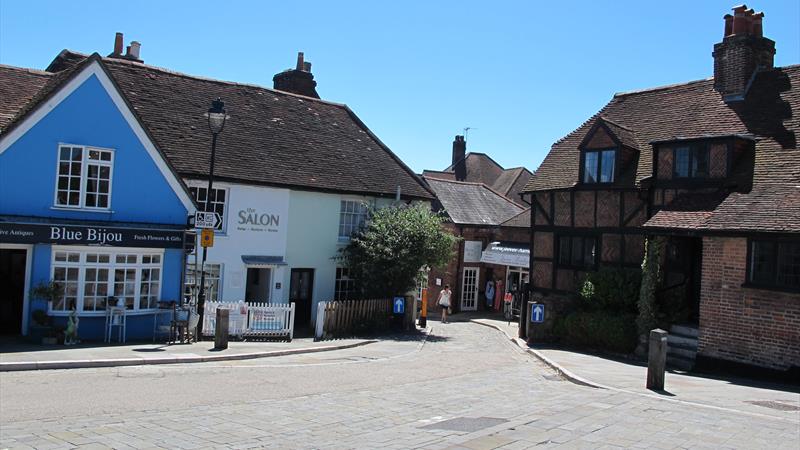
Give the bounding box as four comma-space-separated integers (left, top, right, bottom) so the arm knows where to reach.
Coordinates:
0, 222, 185, 248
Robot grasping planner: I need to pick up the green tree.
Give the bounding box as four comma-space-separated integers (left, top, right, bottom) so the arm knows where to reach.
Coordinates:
340, 203, 459, 299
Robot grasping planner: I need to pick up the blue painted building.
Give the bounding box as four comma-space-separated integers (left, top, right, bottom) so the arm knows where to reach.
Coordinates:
0, 55, 196, 341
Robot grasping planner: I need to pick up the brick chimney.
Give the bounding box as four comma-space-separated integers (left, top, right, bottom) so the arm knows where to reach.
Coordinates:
272, 52, 320, 99
713, 5, 775, 101
452, 135, 467, 181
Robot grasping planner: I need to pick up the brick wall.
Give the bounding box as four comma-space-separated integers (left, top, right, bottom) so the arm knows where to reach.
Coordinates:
699, 237, 800, 370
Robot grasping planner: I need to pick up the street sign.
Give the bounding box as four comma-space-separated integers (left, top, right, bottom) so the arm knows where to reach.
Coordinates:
531, 303, 545, 323
195, 211, 222, 229
200, 228, 214, 248
393, 297, 405, 314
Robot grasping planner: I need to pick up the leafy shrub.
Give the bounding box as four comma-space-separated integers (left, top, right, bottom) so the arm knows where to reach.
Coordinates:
558, 311, 638, 354
579, 268, 642, 313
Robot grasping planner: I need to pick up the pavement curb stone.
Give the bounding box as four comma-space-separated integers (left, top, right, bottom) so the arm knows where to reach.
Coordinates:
0, 340, 377, 372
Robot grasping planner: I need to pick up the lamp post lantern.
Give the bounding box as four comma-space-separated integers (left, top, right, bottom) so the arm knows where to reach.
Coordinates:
197, 98, 228, 336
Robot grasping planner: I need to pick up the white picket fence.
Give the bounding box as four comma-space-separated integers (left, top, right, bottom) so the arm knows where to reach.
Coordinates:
203, 301, 295, 340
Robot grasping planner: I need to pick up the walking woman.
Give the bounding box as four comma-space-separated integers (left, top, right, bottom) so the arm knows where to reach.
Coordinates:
437, 284, 452, 323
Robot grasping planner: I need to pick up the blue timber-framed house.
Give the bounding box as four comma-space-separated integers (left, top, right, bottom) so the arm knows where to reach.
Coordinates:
0, 54, 196, 340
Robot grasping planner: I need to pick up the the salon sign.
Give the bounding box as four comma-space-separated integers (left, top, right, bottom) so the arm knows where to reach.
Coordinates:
0, 222, 185, 248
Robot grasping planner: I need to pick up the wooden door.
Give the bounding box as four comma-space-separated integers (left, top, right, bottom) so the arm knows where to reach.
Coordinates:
0, 249, 27, 335
290, 269, 314, 327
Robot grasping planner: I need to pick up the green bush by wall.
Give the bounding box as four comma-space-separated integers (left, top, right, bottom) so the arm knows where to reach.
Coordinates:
556, 311, 638, 354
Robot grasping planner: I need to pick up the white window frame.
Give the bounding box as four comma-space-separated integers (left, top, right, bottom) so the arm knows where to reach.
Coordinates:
185, 261, 223, 303
334, 266, 357, 301
189, 185, 229, 233
338, 199, 369, 241
49, 246, 164, 315
53, 144, 115, 210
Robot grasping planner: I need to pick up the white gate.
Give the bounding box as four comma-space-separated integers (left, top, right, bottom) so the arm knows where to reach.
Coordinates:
461, 267, 479, 311
203, 301, 295, 340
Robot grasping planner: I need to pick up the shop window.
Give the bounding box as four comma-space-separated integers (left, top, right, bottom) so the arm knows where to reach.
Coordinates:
55, 145, 113, 209
191, 186, 227, 231
673, 144, 709, 178
557, 235, 597, 269
583, 149, 615, 184
334, 267, 357, 300
184, 262, 222, 302
339, 200, 368, 240
749, 240, 800, 290
50, 249, 163, 313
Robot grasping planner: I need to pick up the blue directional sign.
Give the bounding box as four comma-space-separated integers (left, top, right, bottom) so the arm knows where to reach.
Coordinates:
531, 303, 545, 323
393, 297, 405, 314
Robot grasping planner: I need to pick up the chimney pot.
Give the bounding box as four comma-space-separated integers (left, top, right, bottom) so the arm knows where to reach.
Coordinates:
303, 62, 312, 72
753, 12, 764, 37
125, 45, 131, 56
296, 52, 305, 71
114, 32, 124, 55
129, 41, 141, 60
724, 14, 733, 36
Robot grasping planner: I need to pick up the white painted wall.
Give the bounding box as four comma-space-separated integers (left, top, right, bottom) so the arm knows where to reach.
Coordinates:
188, 179, 401, 326
187, 180, 290, 303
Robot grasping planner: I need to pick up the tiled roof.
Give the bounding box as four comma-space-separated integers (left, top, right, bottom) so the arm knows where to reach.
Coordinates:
446, 152, 505, 186
644, 192, 728, 231
424, 176, 524, 226
500, 208, 531, 228
5, 53, 433, 200
421, 169, 456, 181
0, 65, 51, 131
525, 65, 800, 233
491, 166, 533, 201
598, 117, 638, 150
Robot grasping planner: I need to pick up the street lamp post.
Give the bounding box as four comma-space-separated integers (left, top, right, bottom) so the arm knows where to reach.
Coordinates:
197, 98, 228, 336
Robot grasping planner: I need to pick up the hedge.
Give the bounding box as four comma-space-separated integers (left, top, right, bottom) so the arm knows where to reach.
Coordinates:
556, 310, 638, 354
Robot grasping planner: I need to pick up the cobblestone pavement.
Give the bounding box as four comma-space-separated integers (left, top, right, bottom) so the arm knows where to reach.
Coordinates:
1, 322, 798, 449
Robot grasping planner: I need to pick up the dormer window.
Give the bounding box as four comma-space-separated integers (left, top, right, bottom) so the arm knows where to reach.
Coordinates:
583, 148, 616, 184
674, 144, 709, 178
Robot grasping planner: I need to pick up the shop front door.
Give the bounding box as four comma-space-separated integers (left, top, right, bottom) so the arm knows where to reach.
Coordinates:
0, 249, 27, 335
245, 267, 272, 302
290, 268, 314, 327
461, 267, 479, 311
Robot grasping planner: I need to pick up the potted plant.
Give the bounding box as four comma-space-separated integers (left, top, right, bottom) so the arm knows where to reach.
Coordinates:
29, 281, 61, 345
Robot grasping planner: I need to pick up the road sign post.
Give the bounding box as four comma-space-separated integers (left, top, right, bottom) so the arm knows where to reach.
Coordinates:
195, 211, 222, 229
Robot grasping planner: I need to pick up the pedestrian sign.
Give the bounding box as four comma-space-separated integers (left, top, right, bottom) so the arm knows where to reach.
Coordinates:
393, 297, 405, 314
200, 228, 214, 248
531, 303, 545, 323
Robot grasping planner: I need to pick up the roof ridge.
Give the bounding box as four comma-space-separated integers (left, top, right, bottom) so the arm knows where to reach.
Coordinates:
613, 77, 712, 97
500, 207, 531, 225
0, 64, 53, 77
100, 56, 351, 108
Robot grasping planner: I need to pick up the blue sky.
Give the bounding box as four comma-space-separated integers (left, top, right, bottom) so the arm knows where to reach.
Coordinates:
1, 1, 798, 173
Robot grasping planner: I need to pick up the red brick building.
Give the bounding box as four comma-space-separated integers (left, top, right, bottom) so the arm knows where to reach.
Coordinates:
523, 6, 799, 373
422, 175, 529, 315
